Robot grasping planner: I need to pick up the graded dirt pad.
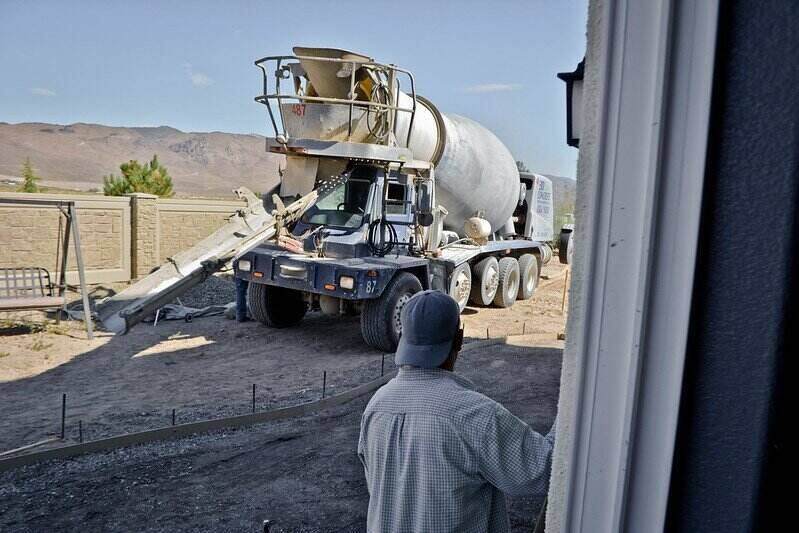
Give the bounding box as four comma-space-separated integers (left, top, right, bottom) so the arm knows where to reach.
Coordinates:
0, 338, 561, 533
0, 262, 569, 453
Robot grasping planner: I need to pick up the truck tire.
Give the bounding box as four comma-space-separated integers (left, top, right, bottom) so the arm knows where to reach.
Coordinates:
493, 257, 520, 308
518, 253, 539, 300
247, 283, 306, 328
448, 263, 472, 312
360, 272, 423, 352
470, 256, 499, 307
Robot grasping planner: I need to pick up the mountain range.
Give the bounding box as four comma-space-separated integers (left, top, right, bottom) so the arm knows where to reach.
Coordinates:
0, 122, 283, 196
0, 123, 575, 219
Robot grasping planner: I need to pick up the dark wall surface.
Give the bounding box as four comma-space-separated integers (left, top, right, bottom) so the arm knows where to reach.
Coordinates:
666, 0, 796, 531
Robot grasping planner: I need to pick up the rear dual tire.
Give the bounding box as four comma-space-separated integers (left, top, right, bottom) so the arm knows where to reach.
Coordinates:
517, 253, 539, 300
493, 257, 520, 308
470, 256, 499, 306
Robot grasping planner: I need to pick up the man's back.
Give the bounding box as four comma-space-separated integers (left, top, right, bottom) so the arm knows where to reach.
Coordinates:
358, 367, 555, 533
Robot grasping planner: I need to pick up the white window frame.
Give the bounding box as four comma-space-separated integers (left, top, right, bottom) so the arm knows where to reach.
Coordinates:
546, 0, 720, 531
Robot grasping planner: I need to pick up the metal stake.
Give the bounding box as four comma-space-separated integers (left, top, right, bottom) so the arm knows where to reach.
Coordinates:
486, 327, 490, 339
322, 371, 327, 399
172, 409, 176, 426
381, 354, 385, 377
60, 393, 66, 439
252, 384, 256, 413
523, 322, 526, 335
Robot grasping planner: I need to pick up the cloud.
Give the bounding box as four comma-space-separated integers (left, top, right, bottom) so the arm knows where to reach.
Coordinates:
190, 72, 214, 87
463, 83, 522, 94
31, 87, 56, 97
184, 62, 214, 87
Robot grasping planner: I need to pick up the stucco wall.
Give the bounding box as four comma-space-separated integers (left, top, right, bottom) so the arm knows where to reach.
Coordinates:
546, 0, 600, 530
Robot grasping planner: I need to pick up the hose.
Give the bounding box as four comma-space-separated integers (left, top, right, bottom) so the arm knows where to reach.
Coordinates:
367, 218, 398, 257
366, 82, 392, 141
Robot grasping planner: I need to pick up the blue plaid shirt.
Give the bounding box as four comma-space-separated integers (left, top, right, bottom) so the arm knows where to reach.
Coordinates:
358, 367, 556, 532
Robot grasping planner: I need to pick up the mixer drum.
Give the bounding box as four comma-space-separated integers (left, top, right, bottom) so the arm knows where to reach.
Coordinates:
396, 95, 520, 233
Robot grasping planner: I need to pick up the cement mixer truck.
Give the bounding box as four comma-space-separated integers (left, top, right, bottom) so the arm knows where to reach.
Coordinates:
234, 47, 555, 352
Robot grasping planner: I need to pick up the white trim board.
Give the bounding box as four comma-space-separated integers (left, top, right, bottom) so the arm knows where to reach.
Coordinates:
546, 0, 719, 531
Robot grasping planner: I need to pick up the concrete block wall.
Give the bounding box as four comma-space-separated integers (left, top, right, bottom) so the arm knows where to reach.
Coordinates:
0, 192, 247, 284
155, 198, 246, 266
0, 193, 131, 284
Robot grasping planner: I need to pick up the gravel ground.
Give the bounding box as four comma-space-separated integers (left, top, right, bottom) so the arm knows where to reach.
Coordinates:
178, 273, 236, 309
0, 340, 561, 532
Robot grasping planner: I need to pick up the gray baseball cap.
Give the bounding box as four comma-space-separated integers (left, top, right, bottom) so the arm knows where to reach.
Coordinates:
395, 290, 461, 368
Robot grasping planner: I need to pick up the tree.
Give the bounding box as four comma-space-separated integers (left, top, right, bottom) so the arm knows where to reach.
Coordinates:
103, 155, 174, 197
18, 158, 41, 193
516, 160, 530, 173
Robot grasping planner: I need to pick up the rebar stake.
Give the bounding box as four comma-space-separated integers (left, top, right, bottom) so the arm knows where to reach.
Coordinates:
322, 371, 327, 399
252, 384, 256, 413
172, 409, 176, 426
60, 393, 66, 439
381, 354, 385, 377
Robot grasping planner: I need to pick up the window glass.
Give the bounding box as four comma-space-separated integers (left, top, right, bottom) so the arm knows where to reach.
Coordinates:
386, 182, 407, 215
302, 179, 371, 228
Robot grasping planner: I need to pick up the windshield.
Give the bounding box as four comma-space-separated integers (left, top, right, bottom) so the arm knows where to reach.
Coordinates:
301, 178, 371, 228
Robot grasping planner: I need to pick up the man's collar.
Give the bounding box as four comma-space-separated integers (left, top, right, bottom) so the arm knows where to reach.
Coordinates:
397, 366, 476, 390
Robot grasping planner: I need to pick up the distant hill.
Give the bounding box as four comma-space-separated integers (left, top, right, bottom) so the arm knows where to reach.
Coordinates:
544, 173, 577, 229
0, 122, 283, 197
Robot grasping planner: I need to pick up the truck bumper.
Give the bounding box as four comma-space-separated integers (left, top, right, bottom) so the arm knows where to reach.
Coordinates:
234, 245, 428, 300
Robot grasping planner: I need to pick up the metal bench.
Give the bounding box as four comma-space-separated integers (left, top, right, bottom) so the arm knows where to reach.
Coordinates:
0, 267, 67, 314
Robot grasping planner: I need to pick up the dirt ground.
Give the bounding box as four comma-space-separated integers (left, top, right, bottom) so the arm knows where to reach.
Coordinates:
0, 261, 569, 532
0, 261, 568, 452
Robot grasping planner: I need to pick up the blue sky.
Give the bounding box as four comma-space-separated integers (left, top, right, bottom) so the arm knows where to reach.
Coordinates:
0, 0, 587, 177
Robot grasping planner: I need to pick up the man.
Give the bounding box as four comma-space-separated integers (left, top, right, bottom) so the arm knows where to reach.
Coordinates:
358, 290, 557, 532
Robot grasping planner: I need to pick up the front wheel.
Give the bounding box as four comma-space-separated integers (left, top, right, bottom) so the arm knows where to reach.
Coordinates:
247, 283, 307, 328
360, 272, 423, 352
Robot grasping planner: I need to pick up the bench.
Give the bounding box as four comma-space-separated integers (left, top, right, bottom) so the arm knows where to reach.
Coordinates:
0, 267, 67, 313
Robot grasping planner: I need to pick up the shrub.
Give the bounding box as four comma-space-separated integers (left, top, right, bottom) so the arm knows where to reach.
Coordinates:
18, 158, 41, 193
103, 155, 174, 197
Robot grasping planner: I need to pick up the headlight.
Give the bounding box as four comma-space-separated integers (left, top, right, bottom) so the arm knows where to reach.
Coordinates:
238, 259, 251, 272
339, 275, 355, 290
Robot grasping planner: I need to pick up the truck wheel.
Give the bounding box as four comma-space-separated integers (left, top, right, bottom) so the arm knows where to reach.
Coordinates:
518, 254, 539, 300
470, 256, 499, 306
247, 283, 306, 328
448, 263, 472, 312
493, 257, 520, 308
361, 272, 423, 352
